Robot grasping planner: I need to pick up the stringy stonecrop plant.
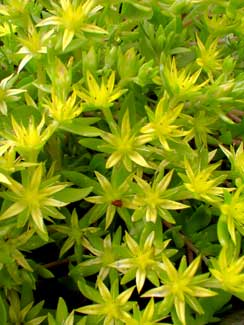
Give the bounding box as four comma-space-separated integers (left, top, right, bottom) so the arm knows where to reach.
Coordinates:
1, 1, 244, 324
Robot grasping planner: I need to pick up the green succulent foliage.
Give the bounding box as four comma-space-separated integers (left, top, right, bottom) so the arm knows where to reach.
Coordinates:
6, 289, 46, 325
77, 276, 135, 324
72, 227, 122, 281
47, 297, 75, 325
210, 239, 244, 301
128, 298, 172, 325
142, 255, 217, 325
110, 230, 173, 293
49, 208, 99, 262
1, 0, 244, 324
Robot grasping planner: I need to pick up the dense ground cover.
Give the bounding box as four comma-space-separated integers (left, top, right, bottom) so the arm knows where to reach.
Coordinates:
0, 0, 244, 324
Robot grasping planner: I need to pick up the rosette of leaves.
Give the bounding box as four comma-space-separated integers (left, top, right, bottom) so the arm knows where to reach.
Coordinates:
142, 255, 217, 325
1, 1, 244, 325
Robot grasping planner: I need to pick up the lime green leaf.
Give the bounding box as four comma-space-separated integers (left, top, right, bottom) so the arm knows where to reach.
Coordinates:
53, 187, 93, 203
64, 311, 74, 325
82, 24, 108, 34
59, 118, 101, 136
61, 171, 100, 194
26, 315, 47, 324
56, 297, 68, 324
78, 279, 103, 304
62, 28, 74, 50
79, 138, 106, 151
35, 265, 54, 279
47, 313, 56, 325
26, 300, 45, 320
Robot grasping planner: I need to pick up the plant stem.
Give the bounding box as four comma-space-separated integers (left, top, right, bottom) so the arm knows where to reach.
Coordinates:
102, 106, 117, 133
37, 63, 46, 102
42, 258, 70, 269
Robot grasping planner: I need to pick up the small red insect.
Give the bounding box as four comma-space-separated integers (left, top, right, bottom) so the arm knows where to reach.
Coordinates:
111, 199, 123, 207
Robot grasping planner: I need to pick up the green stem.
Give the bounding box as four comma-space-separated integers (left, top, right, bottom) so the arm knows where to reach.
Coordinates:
102, 106, 117, 133
37, 63, 46, 102
26, 150, 38, 163
46, 135, 63, 171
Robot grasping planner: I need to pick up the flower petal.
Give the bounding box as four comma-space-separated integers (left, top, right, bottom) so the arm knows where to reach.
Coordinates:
81, 24, 108, 34
0, 202, 26, 220
136, 268, 146, 293
62, 28, 75, 51
128, 151, 151, 168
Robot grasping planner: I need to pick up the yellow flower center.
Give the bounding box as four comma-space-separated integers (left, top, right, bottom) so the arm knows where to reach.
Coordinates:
171, 278, 189, 295
187, 175, 212, 195
117, 137, 133, 152
104, 302, 120, 319
145, 190, 160, 207
136, 250, 153, 270
23, 189, 39, 207
62, 6, 84, 31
